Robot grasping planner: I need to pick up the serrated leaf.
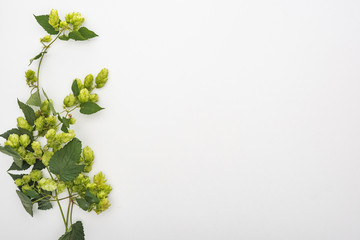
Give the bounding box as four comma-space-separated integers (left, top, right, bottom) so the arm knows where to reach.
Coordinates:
17, 99, 36, 126
34, 15, 59, 35
0, 145, 23, 168
59, 34, 70, 41
0, 128, 33, 141
76, 198, 90, 211
68, 31, 87, 41
71, 79, 80, 97
25, 190, 40, 199
38, 198, 53, 210
85, 189, 100, 204
8, 161, 30, 171
58, 114, 71, 133
80, 102, 104, 115
29, 52, 45, 66
59, 221, 85, 240
49, 138, 84, 181
78, 27, 98, 39
8, 173, 25, 180
16, 190, 33, 217
42, 89, 57, 114
26, 90, 42, 107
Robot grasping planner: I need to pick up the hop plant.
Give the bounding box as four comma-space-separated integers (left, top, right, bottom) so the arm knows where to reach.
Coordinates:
0, 9, 111, 240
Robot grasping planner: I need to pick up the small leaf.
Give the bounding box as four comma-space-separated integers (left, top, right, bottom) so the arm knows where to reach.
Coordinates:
59, 221, 85, 240
59, 34, 70, 41
25, 190, 40, 199
78, 27, 98, 39
26, 90, 42, 107
80, 102, 104, 115
0, 145, 23, 168
8, 161, 30, 171
49, 138, 84, 181
32, 159, 46, 170
16, 190, 33, 217
76, 198, 90, 211
34, 15, 59, 35
38, 198, 52, 210
68, 31, 87, 41
29, 52, 45, 66
58, 114, 71, 133
42, 89, 57, 114
0, 128, 33, 141
17, 99, 36, 126
85, 189, 99, 204
71, 80, 80, 97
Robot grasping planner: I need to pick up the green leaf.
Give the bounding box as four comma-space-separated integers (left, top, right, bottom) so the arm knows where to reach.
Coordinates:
68, 31, 87, 41
49, 138, 84, 181
85, 189, 99, 204
34, 15, 59, 35
8, 161, 30, 171
25, 190, 40, 199
42, 89, 57, 114
8, 173, 25, 180
78, 27, 98, 39
17, 99, 36, 126
29, 52, 45, 66
26, 90, 42, 107
59, 34, 70, 41
32, 159, 46, 170
0, 145, 23, 168
58, 114, 71, 133
80, 102, 104, 115
76, 198, 90, 211
16, 190, 33, 217
71, 79, 80, 97
0, 128, 33, 141
38, 198, 52, 210
59, 221, 85, 240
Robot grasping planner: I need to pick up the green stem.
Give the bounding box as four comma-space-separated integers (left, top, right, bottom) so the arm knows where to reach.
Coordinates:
31, 194, 52, 203
70, 201, 74, 225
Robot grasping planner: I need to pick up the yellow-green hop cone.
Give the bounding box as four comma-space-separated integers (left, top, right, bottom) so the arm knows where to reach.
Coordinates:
34, 116, 45, 131
97, 190, 107, 199
69, 117, 76, 125
30, 170, 42, 181
57, 182, 66, 193
78, 88, 90, 103
60, 21, 68, 29
45, 129, 56, 140
84, 74, 94, 89
89, 93, 99, 102
14, 178, 23, 187
40, 35, 52, 43
56, 130, 75, 143
22, 184, 33, 193
17, 117, 32, 132
38, 178, 57, 191
49, 9, 60, 30
19, 134, 31, 147
42, 151, 54, 166
65, 12, 85, 30
83, 165, 92, 173
95, 68, 109, 88
17, 146, 27, 157
24, 152, 36, 165
22, 175, 31, 184
83, 146, 94, 162
45, 116, 57, 126
94, 172, 107, 187
75, 78, 84, 91
25, 70, 37, 86
64, 94, 77, 107
96, 198, 110, 214
40, 99, 52, 115
6, 134, 20, 148
31, 141, 42, 156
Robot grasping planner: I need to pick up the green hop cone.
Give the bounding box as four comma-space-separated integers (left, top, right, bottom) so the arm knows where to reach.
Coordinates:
42, 151, 54, 166
40, 35, 52, 43
84, 74, 94, 90
22, 185, 33, 193
89, 93, 99, 102
14, 178, 23, 187
38, 178, 57, 192
24, 152, 36, 165
57, 182, 66, 193
31, 141, 42, 156
63, 94, 77, 107
35, 116, 45, 131
45, 129, 56, 140
48, 9, 60, 30
30, 170, 42, 181
95, 198, 110, 214
5, 134, 20, 148
69, 117, 76, 125
95, 68, 109, 88
78, 88, 90, 103
83, 146, 94, 162
17, 117, 32, 132
19, 134, 31, 148
60, 20, 68, 29
65, 12, 85, 31
17, 146, 27, 157
25, 70, 37, 86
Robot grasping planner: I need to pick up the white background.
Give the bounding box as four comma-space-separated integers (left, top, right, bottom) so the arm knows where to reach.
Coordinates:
1, 0, 360, 239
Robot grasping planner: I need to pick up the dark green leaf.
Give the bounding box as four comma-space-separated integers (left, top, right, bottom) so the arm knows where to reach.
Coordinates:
17, 99, 36, 125
8, 173, 25, 180
78, 27, 98, 39
49, 138, 84, 181
59, 221, 85, 240
85, 189, 99, 204
26, 90, 42, 107
59, 34, 70, 41
76, 198, 90, 211
0, 145, 23, 168
16, 190, 33, 217
58, 114, 71, 133
80, 102, 104, 115
25, 190, 40, 199
32, 159, 46, 170
8, 161, 30, 171
42, 89, 57, 114
68, 31, 87, 41
29, 52, 45, 66
71, 79, 80, 97
1, 128, 33, 141
34, 15, 59, 35
38, 198, 52, 210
